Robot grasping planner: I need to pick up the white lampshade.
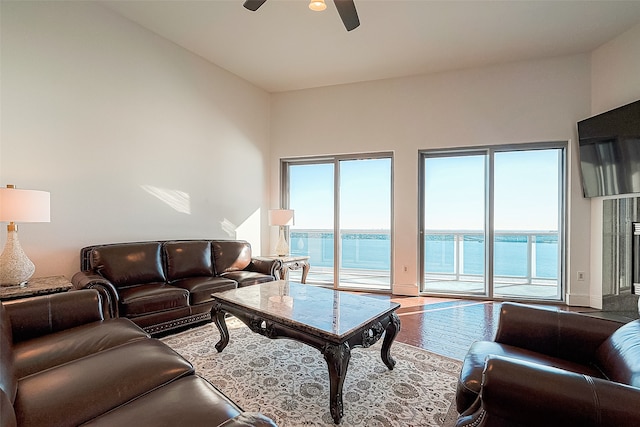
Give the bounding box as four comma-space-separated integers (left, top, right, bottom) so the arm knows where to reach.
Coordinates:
0, 187, 50, 223
268, 209, 294, 226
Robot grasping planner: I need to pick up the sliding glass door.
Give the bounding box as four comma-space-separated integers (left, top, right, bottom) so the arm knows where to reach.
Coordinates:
420, 144, 565, 301
493, 149, 563, 299
283, 153, 392, 291
288, 161, 335, 285
422, 153, 487, 294
338, 158, 392, 290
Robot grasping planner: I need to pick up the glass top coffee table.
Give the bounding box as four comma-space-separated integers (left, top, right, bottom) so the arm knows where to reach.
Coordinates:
210, 280, 401, 424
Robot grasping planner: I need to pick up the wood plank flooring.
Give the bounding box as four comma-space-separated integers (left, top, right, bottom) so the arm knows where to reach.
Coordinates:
389, 297, 501, 360
374, 295, 601, 361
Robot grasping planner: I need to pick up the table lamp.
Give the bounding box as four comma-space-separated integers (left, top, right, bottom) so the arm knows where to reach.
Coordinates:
0, 185, 51, 286
268, 209, 294, 256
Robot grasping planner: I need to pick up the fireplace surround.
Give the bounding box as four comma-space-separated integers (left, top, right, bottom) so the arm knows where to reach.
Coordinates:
602, 197, 640, 318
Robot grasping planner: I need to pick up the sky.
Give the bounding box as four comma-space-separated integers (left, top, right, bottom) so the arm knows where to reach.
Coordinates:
288, 148, 561, 232
424, 149, 560, 232
289, 158, 391, 230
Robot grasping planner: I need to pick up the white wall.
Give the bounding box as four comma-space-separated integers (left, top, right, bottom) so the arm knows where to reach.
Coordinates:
271, 55, 593, 301
591, 23, 640, 114
0, 2, 271, 279
3, 2, 637, 306
588, 22, 640, 306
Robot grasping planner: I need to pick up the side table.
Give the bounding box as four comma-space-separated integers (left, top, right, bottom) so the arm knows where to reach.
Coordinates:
0, 275, 73, 301
264, 255, 310, 284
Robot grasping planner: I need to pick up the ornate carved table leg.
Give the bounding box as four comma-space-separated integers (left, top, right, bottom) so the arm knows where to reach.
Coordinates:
381, 312, 400, 370
212, 304, 230, 352
323, 342, 351, 424
301, 261, 310, 284
278, 265, 288, 281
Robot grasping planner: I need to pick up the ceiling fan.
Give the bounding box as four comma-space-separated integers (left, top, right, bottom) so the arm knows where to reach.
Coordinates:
243, 0, 360, 31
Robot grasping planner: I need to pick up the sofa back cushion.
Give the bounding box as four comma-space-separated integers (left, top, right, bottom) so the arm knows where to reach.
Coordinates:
164, 241, 214, 282
91, 243, 166, 288
4, 290, 104, 343
0, 303, 17, 414
595, 319, 640, 387
212, 240, 252, 274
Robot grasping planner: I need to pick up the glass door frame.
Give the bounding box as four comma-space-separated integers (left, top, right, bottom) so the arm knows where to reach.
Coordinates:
281, 152, 394, 291
418, 142, 567, 302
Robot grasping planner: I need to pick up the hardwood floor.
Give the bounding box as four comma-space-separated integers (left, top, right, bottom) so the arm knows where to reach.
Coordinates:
376, 295, 603, 361
389, 297, 502, 360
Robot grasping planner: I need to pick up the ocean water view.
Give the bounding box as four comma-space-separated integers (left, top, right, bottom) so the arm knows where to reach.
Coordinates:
290, 230, 559, 280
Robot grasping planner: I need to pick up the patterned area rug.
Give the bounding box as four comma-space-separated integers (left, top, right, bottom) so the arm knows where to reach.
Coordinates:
161, 319, 462, 427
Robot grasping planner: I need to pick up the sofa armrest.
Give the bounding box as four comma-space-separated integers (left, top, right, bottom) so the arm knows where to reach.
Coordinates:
72, 271, 119, 319
247, 257, 282, 278
3, 289, 104, 343
494, 303, 623, 364
216, 412, 278, 427
460, 355, 640, 427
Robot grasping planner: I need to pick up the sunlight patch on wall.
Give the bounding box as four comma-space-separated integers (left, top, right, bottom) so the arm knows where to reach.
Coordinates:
236, 208, 262, 254
220, 218, 237, 238
140, 185, 191, 214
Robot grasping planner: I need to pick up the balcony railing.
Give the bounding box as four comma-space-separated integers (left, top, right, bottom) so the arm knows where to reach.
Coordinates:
288, 229, 559, 297
424, 230, 559, 282
424, 230, 560, 299
289, 229, 391, 289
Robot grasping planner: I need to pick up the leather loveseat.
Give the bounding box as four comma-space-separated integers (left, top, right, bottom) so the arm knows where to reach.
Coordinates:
72, 240, 280, 334
0, 289, 276, 427
455, 302, 640, 426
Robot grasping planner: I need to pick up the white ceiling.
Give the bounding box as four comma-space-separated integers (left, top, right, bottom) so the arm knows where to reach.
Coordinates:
100, 0, 640, 93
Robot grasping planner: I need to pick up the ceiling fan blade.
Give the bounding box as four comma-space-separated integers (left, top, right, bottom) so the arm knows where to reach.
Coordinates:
243, 0, 268, 12
333, 0, 360, 31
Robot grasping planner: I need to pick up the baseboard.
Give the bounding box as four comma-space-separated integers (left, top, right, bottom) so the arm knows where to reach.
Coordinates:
566, 292, 596, 308
392, 283, 419, 296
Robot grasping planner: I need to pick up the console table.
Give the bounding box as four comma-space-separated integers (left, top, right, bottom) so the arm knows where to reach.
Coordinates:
0, 275, 73, 301
263, 255, 310, 283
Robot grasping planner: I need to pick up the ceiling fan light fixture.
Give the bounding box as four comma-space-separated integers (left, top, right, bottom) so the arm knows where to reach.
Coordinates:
309, 0, 327, 12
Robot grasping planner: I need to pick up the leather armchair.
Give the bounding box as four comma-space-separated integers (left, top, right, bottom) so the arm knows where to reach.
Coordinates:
456, 302, 640, 427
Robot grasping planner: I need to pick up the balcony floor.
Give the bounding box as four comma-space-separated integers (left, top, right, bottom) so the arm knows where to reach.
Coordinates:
289, 268, 563, 300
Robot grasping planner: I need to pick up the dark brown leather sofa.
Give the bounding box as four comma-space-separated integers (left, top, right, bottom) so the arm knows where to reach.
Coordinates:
455, 302, 640, 426
0, 289, 276, 427
72, 240, 280, 334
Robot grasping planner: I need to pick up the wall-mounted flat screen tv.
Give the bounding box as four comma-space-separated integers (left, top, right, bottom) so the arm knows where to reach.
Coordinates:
577, 99, 640, 198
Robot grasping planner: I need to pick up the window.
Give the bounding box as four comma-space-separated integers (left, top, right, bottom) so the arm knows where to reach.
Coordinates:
420, 143, 566, 301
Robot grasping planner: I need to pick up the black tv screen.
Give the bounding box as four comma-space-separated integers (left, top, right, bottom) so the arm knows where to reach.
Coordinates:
577, 99, 640, 198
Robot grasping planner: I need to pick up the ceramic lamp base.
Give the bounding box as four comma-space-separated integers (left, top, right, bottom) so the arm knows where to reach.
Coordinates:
0, 229, 35, 286
275, 227, 289, 256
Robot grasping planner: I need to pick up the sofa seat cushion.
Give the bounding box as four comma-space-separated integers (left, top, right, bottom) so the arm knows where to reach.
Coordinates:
13, 318, 149, 379
118, 285, 189, 318
171, 277, 237, 305
221, 271, 275, 288
14, 339, 193, 427
457, 340, 606, 413
80, 375, 242, 427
